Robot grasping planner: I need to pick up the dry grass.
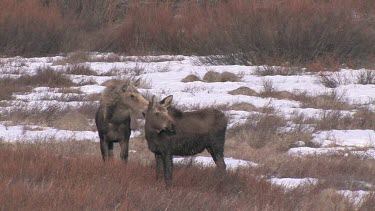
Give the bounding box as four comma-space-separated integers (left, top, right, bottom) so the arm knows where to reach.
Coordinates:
228, 86, 258, 96
59, 87, 83, 94
257, 80, 297, 100
319, 73, 343, 88
229, 111, 288, 149
287, 107, 375, 132
53, 111, 92, 131
305, 57, 341, 72
0, 102, 98, 130
229, 102, 257, 112
17, 66, 75, 88
220, 71, 243, 82
319, 70, 375, 88
102, 65, 145, 77
352, 109, 375, 130
202, 71, 221, 82
356, 69, 375, 85
254, 66, 302, 76
0, 77, 32, 100
181, 74, 202, 82
360, 193, 375, 209
64, 65, 97, 76
89, 53, 123, 63
296, 90, 353, 110
257, 79, 296, 100
38, 93, 86, 102
76, 78, 98, 86
203, 70, 242, 83
312, 109, 375, 131
256, 152, 375, 191
181, 84, 213, 94
0, 142, 366, 210
0, 67, 23, 74
52, 51, 90, 65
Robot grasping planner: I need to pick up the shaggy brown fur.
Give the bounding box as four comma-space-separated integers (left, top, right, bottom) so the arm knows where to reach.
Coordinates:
95, 79, 148, 161
145, 95, 227, 186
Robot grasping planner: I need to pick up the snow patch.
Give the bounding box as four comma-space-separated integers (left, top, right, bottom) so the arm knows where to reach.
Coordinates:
270, 178, 319, 189
173, 156, 259, 170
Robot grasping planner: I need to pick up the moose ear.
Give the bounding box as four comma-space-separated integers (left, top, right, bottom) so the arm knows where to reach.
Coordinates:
115, 85, 124, 93
160, 95, 173, 108
127, 84, 137, 92
149, 95, 157, 109
133, 77, 141, 87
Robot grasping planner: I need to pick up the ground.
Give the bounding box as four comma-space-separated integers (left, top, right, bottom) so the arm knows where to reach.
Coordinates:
0, 52, 374, 209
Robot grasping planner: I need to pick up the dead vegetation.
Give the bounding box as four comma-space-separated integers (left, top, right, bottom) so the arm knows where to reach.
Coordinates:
53, 111, 92, 131
356, 69, 375, 85
17, 66, 75, 87
228, 86, 258, 96
52, 51, 90, 65
0, 103, 98, 131
0, 77, 32, 100
312, 109, 375, 131
58, 87, 83, 94
181, 84, 213, 94
254, 66, 302, 76
318, 73, 345, 88
228, 111, 289, 149
229, 102, 257, 112
2, 143, 371, 210
319, 69, 375, 88
181, 74, 202, 82
244, 80, 353, 111
288, 108, 375, 132
64, 65, 97, 76
38, 93, 86, 102
0, 0, 374, 67
105, 65, 145, 76
296, 90, 353, 110
203, 71, 242, 82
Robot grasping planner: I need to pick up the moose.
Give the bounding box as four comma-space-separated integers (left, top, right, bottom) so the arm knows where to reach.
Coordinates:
144, 95, 227, 186
95, 79, 149, 161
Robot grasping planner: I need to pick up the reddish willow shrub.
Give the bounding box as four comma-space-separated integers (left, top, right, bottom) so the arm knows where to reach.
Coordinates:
0, 0, 374, 66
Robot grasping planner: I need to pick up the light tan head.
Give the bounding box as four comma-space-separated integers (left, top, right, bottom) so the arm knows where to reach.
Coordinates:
116, 79, 149, 114
145, 95, 175, 134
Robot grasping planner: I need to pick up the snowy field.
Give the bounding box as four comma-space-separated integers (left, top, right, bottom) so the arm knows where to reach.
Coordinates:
1, 52, 374, 204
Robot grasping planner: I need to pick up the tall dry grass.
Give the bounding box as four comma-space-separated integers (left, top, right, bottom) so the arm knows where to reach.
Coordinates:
0, 144, 361, 210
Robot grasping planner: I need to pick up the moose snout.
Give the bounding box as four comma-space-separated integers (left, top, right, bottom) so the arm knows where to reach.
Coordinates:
166, 121, 175, 132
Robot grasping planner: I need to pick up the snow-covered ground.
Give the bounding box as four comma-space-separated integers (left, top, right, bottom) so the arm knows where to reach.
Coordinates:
174, 156, 259, 170
1, 53, 374, 205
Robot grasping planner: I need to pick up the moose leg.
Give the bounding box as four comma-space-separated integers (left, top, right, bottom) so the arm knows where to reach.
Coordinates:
155, 153, 163, 181
100, 140, 109, 161
108, 142, 114, 159
206, 147, 217, 162
162, 153, 173, 187
119, 138, 129, 162
207, 146, 226, 171
215, 152, 226, 171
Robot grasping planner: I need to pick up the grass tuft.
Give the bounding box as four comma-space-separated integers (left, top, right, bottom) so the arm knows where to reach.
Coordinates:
18, 66, 75, 88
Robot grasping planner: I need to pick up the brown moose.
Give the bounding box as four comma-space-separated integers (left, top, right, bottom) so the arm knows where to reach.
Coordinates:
144, 95, 227, 186
95, 79, 149, 161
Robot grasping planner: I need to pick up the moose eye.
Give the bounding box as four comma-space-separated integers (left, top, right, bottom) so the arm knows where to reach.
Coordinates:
155, 112, 160, 116
130, 94, 135, 99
